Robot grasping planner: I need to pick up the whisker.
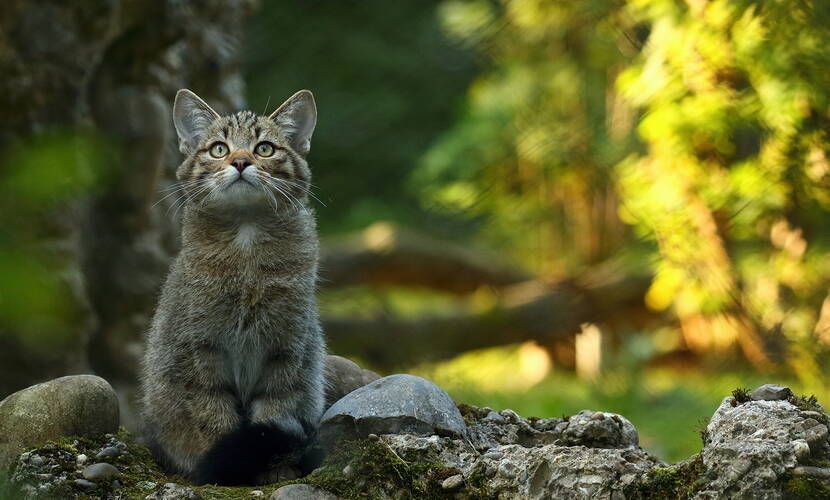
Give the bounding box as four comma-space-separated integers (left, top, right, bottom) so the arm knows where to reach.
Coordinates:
274, 178, 327, 207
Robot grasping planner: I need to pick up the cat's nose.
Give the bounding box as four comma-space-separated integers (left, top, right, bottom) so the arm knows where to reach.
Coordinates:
231, 156, 253, 173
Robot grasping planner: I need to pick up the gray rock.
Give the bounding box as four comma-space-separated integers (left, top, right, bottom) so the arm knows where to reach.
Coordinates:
559, 410, 639, 448
269, 484, 337, 500
694, 396, 830, 498
324, 355, 381, 410
319, 374, 466, 448
145, 483, 202, 500
0, 375, 119, 470
750, 384, 793, 402
381, 433, 660, 499
83, 462, 121, 481
74, 479, 96, 489
96, 446, 125, 458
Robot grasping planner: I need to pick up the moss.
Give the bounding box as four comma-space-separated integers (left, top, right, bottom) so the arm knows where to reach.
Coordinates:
782, 474, 830, 499
623, 454, 706, 500
456, 403, 489, 426
297, 438, 491, 499
731, 388, 751, 404
10, 429, 499, 499
695, 417, 710, 445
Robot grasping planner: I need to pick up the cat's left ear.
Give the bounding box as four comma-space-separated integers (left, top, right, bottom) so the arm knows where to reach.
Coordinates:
269, 90, 317, 157
173, 89, 220, 155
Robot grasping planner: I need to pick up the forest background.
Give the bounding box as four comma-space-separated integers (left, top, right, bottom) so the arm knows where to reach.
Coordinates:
1, 0, 829, 463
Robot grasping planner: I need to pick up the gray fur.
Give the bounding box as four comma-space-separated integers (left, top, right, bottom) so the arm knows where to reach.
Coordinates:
140, 89, 324, 481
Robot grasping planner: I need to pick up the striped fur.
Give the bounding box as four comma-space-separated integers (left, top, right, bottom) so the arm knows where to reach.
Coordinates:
140, 90, 324, 485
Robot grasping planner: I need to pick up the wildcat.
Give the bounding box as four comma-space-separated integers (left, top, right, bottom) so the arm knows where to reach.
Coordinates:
139, 89, 325, 485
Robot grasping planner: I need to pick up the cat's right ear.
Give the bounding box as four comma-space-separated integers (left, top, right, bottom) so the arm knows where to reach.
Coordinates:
173, 89, 220, 155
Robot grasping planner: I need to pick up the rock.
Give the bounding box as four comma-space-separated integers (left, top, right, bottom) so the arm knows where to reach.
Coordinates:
145, 482, 202, 500
323, 355, 381, 409
442, 474, 464, 490
76, 453, 88, 466
83, 462, 121, 481
250, 490, 264, 497
74, 478, 96, 489
692, 395, 830, 498
0, 375, 119, 470
381, 433, 660, 499
750, 384, 793, 402
96, 446, 125, 458
560, 410, 639, 448
269, 484, 337, 500
319, 374, 466, 448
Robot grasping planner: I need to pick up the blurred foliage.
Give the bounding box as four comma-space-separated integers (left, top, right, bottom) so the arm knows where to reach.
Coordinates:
616, 0, 830, 373
0, 131, 112, 351
408, 0, 830, 376
413, 0, 641, 276
244, 0, 478, 236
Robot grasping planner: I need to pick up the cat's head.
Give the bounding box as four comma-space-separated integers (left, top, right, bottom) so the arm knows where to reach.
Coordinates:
171, 89, 316, 213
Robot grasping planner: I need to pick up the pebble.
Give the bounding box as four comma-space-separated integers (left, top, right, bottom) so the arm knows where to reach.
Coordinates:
74, 479, 96, 489
97, 446, 125, 458
29, 455, 44, 466
251, 491, 264, 497
76, 454, 88, 466
441, 474, 464, 490
83, 462, 121, 481
484, 411, 505, 423
792, 439, 811, 461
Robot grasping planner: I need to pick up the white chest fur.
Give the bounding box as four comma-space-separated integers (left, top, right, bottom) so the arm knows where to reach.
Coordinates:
233, 223, 259, 251
221, 324, 266, 405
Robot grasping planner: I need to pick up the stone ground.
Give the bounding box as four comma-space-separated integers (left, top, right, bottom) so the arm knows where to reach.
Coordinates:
2, 373, 830, 499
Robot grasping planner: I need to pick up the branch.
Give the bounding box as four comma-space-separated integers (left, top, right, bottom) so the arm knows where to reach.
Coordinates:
320, 223, 531, 294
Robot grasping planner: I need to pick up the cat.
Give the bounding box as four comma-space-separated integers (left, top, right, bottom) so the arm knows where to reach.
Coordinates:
139, 89, 326, 485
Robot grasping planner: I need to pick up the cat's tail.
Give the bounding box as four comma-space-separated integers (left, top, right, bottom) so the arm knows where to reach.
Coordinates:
193, 421, 317, 486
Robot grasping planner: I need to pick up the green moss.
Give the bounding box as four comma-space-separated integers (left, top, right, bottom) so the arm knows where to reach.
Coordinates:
623, 454, 706, 500
731, 388, 751, 404
297, 438, 491, 499
782, 474, 830, 499
9, 430, 495, 499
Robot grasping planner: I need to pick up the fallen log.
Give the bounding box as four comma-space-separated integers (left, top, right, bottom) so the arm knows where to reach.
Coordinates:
320, 222, 531, 293
323, 267, 655, 370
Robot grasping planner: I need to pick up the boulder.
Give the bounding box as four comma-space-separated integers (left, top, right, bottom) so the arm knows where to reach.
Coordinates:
694, 391, 830, 498
319, 374, 466, 449
323, 355, 380, 410
0, 375, 119, 469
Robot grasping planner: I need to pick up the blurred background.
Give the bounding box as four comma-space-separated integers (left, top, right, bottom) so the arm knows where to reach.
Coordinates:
2, 0, 830, 463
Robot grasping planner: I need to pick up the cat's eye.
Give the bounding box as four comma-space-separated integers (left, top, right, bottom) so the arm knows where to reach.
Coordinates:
255, 142, 275, 157
209, 142, 229, 158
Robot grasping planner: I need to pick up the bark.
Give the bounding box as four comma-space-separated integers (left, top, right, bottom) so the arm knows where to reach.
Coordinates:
0, 0, 256, 395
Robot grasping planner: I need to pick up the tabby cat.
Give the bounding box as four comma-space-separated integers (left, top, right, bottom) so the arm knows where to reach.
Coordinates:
140, 89, 325, 485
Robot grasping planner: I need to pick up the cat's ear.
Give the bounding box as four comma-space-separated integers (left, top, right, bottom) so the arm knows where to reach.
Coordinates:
173, 89, 220, 155
269, 90, 317, 156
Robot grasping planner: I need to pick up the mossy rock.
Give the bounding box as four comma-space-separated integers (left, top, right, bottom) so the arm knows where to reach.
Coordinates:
3, 429, 493, 499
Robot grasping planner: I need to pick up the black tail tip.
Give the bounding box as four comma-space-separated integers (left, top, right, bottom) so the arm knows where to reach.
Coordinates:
194, 422, 312, 486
